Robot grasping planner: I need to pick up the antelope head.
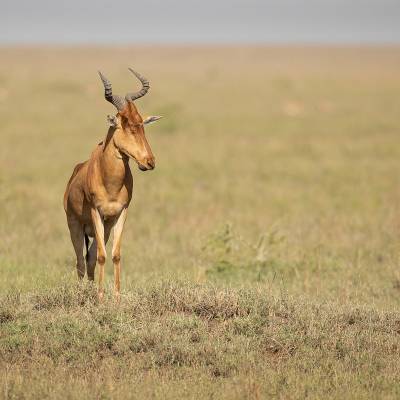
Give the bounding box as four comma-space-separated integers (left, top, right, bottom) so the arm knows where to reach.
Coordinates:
98, 68, 162, 171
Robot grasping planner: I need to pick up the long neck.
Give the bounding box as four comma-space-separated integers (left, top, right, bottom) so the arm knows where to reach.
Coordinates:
98, 127, 130, 196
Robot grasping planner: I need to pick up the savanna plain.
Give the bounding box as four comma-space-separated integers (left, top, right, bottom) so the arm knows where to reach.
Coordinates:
0, 46, 400, 399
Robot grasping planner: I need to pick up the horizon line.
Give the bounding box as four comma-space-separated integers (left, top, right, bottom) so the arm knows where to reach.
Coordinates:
1, 41, 400, 47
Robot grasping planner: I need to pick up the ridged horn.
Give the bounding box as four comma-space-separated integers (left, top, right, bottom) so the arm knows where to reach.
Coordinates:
125, 68, 150, 102
98, 71, 127, 111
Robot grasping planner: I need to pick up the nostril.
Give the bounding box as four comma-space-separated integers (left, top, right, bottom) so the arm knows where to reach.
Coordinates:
148, 159, 155, 169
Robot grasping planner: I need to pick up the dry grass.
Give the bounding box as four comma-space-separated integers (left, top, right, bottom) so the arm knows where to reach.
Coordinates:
1, 281, 400, 399
0, 45, 400, 398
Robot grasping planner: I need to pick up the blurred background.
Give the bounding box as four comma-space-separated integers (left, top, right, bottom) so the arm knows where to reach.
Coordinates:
0, 0, 400, 308
2, 0, 400, 44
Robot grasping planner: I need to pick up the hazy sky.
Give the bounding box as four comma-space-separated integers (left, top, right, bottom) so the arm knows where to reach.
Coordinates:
1, 0, 400, 44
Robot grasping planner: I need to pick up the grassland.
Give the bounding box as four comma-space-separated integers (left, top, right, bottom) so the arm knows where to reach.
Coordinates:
0, 46, 400, 399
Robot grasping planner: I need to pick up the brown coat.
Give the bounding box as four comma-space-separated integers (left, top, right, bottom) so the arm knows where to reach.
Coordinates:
64, 70, 161, 301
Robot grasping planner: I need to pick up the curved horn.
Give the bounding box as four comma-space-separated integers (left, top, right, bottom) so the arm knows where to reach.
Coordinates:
98, 71, 127, 111
125, 68, 150, 102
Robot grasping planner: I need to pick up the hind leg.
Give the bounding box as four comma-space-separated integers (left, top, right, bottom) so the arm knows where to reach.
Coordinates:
67, 215, 85, 279
86, 238, 97, 281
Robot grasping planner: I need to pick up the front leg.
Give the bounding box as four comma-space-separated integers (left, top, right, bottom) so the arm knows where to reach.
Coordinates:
112, 208, 127, 302
91, 207, 107, 301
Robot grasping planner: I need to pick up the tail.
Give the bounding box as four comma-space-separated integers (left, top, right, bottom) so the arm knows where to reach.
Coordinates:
84, 233, 90, 263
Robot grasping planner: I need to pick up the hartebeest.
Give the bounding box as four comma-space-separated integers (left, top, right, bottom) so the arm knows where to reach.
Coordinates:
63, 68, 161, 300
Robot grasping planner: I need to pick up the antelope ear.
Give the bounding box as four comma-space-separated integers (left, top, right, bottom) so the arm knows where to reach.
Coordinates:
143, 115, 163, 125
107, 114, 118, 127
